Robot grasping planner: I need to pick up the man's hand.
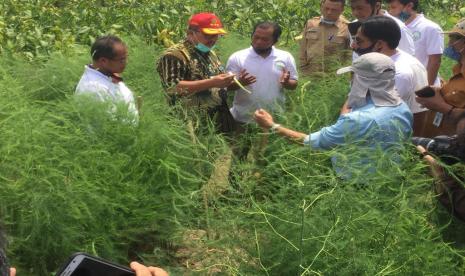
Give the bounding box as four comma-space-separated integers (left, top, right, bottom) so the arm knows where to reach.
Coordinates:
211, 73, 235, 88
130, 261, 169, 276
237, 69, 256, 86
254, 109, 274, 130
280, 69, 291, 86
415, 86, 451, 114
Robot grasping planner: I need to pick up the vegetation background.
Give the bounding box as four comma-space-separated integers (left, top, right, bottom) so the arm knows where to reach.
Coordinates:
0, 0, 465, 275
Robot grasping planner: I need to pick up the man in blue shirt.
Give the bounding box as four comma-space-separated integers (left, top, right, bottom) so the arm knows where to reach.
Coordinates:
254, 52, 413, 178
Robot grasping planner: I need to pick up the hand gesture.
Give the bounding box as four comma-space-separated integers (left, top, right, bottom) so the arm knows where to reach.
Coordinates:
254, 108, 274, 130
211, 73, 235, 88
279, 68, 291, 86
237, 69, 256, 86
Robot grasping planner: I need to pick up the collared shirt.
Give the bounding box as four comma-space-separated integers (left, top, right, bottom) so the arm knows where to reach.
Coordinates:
304, 98, 412, 178
391, 49, 428, 113
406, 14, 444, 86
299, 16, 350, 75
156, 40, 225, 109
75, 65, 138, 117
226, 46, 298, 123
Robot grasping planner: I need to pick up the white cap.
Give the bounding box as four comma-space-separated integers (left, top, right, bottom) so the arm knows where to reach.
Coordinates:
337, 53, 401, 108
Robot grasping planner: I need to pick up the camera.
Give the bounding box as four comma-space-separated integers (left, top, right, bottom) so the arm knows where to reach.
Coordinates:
412, 135, 462, 164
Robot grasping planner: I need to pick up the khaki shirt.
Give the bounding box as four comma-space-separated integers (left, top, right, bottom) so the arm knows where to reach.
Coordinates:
156, 40, 225, 109
299, 16, 350, 75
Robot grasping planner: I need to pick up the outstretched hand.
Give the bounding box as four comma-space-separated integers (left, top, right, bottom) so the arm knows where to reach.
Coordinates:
237, 69, 256, 86
254, 108, 274, 130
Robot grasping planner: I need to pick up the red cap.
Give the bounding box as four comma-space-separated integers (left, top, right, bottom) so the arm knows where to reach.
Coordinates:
188, 13, 227, 35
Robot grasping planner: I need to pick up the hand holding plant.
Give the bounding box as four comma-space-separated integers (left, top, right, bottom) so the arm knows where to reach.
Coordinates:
254, 108, 274, 130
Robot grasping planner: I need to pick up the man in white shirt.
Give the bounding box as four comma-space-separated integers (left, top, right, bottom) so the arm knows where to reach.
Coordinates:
349, 16, 428, 135
226, 22, 298, 159
387, 0, 444, 85
76, 35, 138, 119
348, 0, 415, 58
226, 22, 298, 123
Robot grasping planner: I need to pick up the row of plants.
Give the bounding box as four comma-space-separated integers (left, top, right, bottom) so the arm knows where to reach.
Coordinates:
0, 33, 464, 274
2, 0, 463, 58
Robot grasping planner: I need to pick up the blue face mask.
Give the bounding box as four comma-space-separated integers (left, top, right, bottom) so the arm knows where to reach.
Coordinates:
195, 43, 215, 53
398, 11, 411, 23
443, 46, 462, 61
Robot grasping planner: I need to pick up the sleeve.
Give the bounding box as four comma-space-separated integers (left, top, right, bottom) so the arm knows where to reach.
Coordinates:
394, 69, 415, 100
156, 54, 188, 91
287, 53, 299, 80
303, 115, 358, 150
299, 22, 309, 65
426, 25, 444, 55
225, 53, 241, 75
398, 27, 415, 56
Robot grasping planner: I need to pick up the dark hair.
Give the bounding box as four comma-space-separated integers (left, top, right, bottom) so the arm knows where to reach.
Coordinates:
360, 16, 401, 49
350, 0, 378, 7
322, 0, 345, 6
252, 21, 282, 43
385, 0, 418, 10
90, 35, 125, 61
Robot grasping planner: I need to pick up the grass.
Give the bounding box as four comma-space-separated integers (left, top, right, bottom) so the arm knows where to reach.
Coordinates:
0, 34, 464, 276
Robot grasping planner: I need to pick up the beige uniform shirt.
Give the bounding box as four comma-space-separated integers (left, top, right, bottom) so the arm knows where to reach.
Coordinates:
299, 16, 350, 75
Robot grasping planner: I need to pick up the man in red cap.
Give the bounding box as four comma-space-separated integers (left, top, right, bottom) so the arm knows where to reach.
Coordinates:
157, 12, 255, 134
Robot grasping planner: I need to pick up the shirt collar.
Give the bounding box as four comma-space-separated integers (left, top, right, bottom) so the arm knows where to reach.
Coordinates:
407, 14, 423, 28
86, 65, 123, 83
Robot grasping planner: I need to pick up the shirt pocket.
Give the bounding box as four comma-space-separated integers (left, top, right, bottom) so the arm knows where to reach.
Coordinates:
305, 30, 319, 40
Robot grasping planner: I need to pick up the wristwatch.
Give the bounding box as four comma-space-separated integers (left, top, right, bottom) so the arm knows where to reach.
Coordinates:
270, 123, 281, 133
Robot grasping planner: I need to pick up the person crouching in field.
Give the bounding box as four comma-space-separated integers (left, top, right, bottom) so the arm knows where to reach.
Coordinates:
254, 53, 412, 179
75, 35, 139, 120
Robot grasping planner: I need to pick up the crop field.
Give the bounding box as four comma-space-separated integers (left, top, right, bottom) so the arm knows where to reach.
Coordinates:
1, 1, 465, 275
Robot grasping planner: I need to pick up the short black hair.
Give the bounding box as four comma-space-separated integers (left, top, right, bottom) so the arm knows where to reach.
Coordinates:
360, 16, 401, 49
350, 0, 378, 7
385, 0, 419, 10
90, 35, 125, 61
322, 0, 345, 6
252, 22, 282, 43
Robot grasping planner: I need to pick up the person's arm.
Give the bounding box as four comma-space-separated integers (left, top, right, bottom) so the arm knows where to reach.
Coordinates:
157, 54, 234, 96
254, 109, 307, 143
426, 54, 442, 85
415, 86, 465, 122
176, 74, 234, 95
299, 22, 309, 67
227, 69, 257, 91
280, 70, 298, 90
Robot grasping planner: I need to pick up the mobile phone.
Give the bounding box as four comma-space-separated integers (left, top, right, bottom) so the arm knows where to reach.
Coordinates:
56, 252, 135, 276
415, 86, 435, 97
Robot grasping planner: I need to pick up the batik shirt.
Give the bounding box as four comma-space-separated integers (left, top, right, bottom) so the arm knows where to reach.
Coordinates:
157, 40, 226, 109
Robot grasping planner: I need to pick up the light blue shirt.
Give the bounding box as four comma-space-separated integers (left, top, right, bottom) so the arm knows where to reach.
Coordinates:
304, 98, 413, 178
